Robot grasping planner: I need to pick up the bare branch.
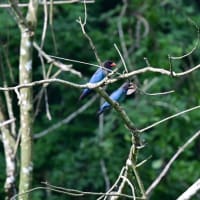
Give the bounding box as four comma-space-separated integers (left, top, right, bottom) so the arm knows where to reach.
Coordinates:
95, 87, 140, 146
118, 64, 200, 78
170, 18, 199, 60
2, 80, 16, 136
1, 43, 16, 138
121, 175, 136, 200
44, 88, 52, 120
176, 178, 200, 200
33, 67, 62, 118
97, 167, 126, 200
0, 78, 96, 91
128, 145, 146, 198
49, 55, 200, 78
7, 0, 28, 30
0, 96, 16, 198
110, 169, 128, 200
139, 89, 175, 96
139, 105, 200, 133
0, 118, 16, 128
114, 43, 129, 73
0, 0, 95, 8
103, 144, 146, 200
117, 0, 131, 69
40, 0, 48, 49
33, 42, 82, 77
76, 1, 102, 65
49, 0, 58, 54
0, 60, 199, 93
11, 182, 139, 200
37, 0, 52, 120
34, 95, 97, 138
135, 14, 150, 38
146, 130, 200, 197
100, 159, 110, 191
136, 156, 152, 168
41, 181, 141, 199
49, 55, 118, 74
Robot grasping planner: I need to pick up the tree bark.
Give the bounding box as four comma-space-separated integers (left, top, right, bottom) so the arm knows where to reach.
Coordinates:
0, 97, 16, 200
17, 0, 38, 199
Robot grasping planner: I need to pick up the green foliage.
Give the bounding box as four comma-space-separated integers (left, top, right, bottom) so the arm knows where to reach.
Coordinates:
0, 0, 200, 199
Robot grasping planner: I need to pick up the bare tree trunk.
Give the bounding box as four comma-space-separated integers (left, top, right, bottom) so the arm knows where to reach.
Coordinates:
0, 97, 16, 200
17, 0, 38, 199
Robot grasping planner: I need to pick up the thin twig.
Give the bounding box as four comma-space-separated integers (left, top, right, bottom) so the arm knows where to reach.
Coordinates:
97, 167, 126, 200
44, 88, 52, 120
2, 45, 15, 83
50, 55, 100, 67
114, 43, 129, 73
170, 18, 199, 60
139, 105, 200, 133
117, 0, 132, 69
2, 81, 16, 136
121, 175, 136, 200
128, 145, 146, 198
0, 78, 105, 91
144, 57, 151, 67
168, 55, 174, 77
136, 156, 152, 168
33, 42, 82, 77
76, 0, 102, 65
38, 2, 52, 120
131, 163, 146, 198
100, 159, 110, 191
146, 130, 200, 196
34, 95, 97, 138
49, 55, 118, 74
40, 0, 48, 49
138, 88, 175, 96
0, 118, 16, 128
13, 131, 21, 157
49, 0, 58, 54
33, 68, 62, 118
110, 168, 128, 200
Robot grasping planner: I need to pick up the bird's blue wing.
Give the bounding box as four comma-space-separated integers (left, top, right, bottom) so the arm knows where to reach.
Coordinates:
109, 88, 124, 101
79, 69, 106, 100
89, 68, 106, 83
97, 88, 124, 114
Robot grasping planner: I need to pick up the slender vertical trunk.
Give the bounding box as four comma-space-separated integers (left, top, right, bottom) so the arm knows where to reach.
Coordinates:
17, 1, 38, 199
0, 98, 16, 200
18, 30, 34, 198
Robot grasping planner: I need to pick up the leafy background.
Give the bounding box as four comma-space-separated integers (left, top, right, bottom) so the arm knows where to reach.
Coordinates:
0, 0, 200, 199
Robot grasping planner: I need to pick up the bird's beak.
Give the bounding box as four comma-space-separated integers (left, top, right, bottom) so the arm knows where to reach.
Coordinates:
111, 62, 116, 67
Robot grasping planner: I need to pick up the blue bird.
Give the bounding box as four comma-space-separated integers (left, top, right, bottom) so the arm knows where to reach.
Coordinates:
79, 60, 116, 100
97, 82, 132, 115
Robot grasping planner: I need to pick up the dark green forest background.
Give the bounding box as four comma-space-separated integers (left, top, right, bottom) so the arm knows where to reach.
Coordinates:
0, 0, 200, 199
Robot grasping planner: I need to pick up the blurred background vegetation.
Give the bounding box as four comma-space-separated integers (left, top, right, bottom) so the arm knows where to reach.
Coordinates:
0, 0, 200, 199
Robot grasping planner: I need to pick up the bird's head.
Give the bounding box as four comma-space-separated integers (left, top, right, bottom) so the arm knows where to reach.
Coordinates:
103, 60, 116, 69
121, 82, 137, 95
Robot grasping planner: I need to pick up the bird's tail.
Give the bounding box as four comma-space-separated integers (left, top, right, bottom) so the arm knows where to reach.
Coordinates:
96, 109, 103, 116
79, 89, 91, 101
78, 93, 85, 101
